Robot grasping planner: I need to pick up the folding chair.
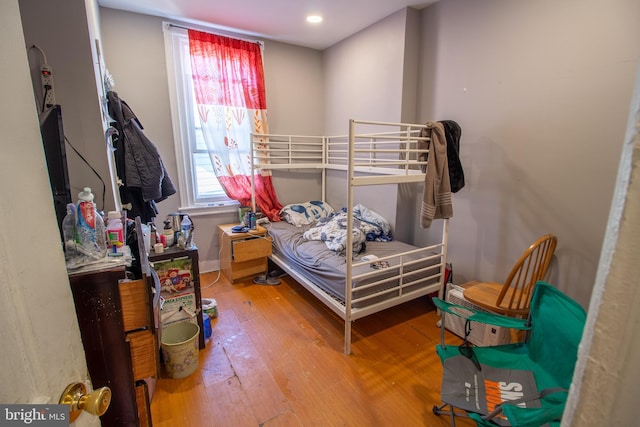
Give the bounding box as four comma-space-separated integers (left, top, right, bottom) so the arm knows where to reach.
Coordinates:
432, 281, 586, 426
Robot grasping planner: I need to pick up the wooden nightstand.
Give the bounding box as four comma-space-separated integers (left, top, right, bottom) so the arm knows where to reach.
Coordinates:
218, 224, 272, 282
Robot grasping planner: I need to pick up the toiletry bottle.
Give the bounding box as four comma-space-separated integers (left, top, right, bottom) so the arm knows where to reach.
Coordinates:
106, 211, 124, 247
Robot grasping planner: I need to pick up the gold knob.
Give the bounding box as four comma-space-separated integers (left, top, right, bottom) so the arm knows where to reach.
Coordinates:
60, 383, 112, 422
79, 386, 111, 416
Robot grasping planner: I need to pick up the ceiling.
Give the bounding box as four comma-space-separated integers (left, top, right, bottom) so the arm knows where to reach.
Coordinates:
98, 0, 436, 50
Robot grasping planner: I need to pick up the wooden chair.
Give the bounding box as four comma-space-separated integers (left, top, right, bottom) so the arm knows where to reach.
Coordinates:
462, 234, 558, 318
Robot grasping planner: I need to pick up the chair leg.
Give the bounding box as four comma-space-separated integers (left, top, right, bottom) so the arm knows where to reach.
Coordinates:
433, 402, 464, 426
449, 404, 456, 427
433, 402, 474, 427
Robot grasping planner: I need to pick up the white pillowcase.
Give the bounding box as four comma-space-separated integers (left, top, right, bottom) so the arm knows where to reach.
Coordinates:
280, 201, 334, 226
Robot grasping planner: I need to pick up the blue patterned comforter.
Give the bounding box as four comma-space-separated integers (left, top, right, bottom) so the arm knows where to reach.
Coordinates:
302, 204, 392, 254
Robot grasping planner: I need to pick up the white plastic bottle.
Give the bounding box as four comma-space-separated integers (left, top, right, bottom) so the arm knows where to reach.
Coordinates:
106, 211, 124, 248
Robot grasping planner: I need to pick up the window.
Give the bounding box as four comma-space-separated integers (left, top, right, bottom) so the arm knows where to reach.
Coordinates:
163, 24, 236, 209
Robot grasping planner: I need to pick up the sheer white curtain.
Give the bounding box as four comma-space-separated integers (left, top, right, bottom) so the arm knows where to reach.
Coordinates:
188, 29, 282, 220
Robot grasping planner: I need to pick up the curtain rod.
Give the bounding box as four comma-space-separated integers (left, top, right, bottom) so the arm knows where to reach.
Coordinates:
165, 22, 264, 46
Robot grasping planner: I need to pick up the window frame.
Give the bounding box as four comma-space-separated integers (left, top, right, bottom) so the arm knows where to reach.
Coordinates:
163, 22, 241, 214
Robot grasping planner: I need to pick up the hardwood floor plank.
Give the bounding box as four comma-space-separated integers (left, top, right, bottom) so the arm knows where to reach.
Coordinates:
151, 366, 215, 426
203, 376, 261, 427
261, 409, 305, 427
212, 296, 290, 424
151, 271, 475, 426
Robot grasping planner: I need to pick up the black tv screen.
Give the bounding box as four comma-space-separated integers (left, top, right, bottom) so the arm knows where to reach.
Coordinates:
39, 105, 72, 241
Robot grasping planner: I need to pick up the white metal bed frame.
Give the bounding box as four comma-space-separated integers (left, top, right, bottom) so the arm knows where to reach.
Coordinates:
251, 119, 449, 354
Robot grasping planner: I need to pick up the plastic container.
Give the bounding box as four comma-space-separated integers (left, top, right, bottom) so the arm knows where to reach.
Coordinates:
238, 206, 250, 224
76, 187, 106, 257
140, 223, 151, 255
62, 203, 76, 245
149, 222, 160, 245
249, 212, 257, 230
202, 313, 212, 340
180, 215, 192, 248
163, 228, 174, 247
162, 219, 175, 247
95, 212, 106, 252
106, 211, 124, 247
202, 298, 218, 319
161, 322, 200, 378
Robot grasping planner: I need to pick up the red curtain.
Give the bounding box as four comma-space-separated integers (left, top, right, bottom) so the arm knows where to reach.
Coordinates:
188, 30, 282, 220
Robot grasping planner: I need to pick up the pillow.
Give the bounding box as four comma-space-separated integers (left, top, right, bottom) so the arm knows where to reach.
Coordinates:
280, 201, 334, 226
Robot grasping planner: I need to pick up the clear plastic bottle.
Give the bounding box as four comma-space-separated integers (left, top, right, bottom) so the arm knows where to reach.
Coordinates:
180, 215, 192, 248
95, 211, 107, 254
76, 187, 106, 258
62, 203, 76, 246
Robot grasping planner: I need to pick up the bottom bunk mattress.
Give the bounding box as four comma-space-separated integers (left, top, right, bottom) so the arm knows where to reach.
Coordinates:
264, 221, 443, 308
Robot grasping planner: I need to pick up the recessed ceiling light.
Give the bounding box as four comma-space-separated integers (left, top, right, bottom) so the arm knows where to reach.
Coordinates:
306, 15, 323, 24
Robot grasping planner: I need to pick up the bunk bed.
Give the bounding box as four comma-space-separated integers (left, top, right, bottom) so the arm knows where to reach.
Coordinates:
251, 120, 449, 354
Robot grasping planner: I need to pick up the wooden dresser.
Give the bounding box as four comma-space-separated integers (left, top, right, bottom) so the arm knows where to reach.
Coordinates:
68, 264, 159, 426
218, 224, 272, 282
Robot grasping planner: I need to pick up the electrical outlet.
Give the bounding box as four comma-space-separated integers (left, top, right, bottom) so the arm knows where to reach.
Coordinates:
40, 64, 56, 108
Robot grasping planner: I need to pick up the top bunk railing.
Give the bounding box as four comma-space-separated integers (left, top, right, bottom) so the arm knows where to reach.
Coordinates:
251, 120, 431, 181
341, 119, 430, 185
251, 133, 326, 169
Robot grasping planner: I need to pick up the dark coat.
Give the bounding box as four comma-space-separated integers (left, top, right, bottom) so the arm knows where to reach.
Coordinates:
107, 91, 176, 223
440, 120, 465, 193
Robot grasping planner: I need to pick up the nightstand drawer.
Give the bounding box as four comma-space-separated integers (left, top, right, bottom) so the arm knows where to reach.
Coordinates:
119, 279, 151, 332
127, 330, 158, 381
232, 236, 272, 262
230, 259, 269, 281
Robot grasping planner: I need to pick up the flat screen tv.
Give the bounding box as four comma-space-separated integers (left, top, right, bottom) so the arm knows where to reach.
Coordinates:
39, 105, 72, 242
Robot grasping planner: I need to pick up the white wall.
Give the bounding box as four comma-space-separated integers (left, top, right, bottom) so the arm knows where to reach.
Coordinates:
263, 42, 325, 136
565, 58, 640, 427
19, 0, 113, 213
99, 7, 325, 270
323, 8, 409, 135
257, 39, 327, 207
416, 0, 640, 307
322, 8, 420, 236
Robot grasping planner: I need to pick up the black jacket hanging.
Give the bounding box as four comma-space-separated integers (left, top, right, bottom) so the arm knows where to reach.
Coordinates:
107, 90, 176, 223
439, 120, 465, 194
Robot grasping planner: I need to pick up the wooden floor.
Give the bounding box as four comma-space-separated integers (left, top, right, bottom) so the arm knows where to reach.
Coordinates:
150, 271, 474, 427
